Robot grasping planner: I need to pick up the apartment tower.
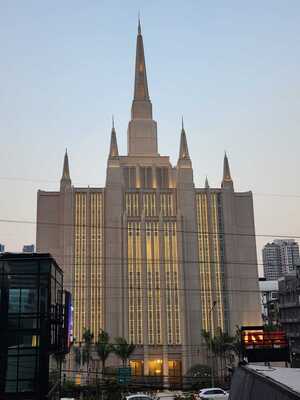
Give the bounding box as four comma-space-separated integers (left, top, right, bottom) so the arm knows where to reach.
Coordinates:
263, 239, 300, 280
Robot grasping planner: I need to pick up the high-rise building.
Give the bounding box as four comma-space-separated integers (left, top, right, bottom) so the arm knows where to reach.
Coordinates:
36, 21, 261, 375
277, 240, 300, 275
258, 278, 279, 326
0, 244, 4, 253
278, 265, 300, 366
23, 244, 35, 253
263, 240, 300, 280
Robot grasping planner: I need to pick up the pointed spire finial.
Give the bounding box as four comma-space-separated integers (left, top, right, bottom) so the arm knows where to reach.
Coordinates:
60, 148, 71, 190
132, 15, 151, 110
222, 151, 234, 190
112, 114, 115, 129
109, 118, 119, 159
223, 152, 232, 181
62, 149, 70, 180
178, 119, 190, 161
205, 176, 209, 189
138, 12, 141, 35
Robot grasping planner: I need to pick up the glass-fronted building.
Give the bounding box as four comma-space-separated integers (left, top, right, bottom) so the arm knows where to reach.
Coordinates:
0, 253, 69, 399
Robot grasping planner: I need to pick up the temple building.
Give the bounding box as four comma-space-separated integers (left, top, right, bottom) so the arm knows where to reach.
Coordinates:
36, 20, 261, 377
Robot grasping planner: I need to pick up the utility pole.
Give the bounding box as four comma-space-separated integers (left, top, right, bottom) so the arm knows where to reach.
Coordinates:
209, 301, 217, 387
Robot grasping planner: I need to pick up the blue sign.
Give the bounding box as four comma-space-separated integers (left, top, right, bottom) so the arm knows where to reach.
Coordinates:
118, 367, 131, 384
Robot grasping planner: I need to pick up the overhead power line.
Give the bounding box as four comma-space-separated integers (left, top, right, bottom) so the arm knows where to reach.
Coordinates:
1, 175, 300, 199
0, 217, 299, 240
0, 251, 264, 267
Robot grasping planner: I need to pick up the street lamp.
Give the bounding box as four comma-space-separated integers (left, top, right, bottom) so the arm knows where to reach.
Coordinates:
209, 301, 217, 387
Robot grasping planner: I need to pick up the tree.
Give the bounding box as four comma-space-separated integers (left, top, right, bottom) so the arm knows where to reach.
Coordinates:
82, 328, 94, 383
229, 326, 243, 362
186, 363, 211, 378
96, 330, 113, 374
201, 329, 218, 356
113, 337, 135, 367
201, 328, 235, 381
213, 328, 235, 379
201, 329, 218, 382
185, 364, 211, 389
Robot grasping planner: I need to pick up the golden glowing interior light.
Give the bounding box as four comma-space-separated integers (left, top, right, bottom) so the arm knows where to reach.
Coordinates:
32, 335, 38, 347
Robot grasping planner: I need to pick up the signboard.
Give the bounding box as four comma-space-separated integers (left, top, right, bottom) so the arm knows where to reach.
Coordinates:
241, 325, 289, 362
118, 367, 131, 384
64, 291, 73, 352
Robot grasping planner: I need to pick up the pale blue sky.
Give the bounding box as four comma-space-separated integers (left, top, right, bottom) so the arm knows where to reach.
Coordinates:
1, 1, 300, 274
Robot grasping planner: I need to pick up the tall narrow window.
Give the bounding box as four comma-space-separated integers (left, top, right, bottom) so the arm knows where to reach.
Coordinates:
196, 192, 225, 334
156, 167, 169, 189
140, 167, 153, 188
128, 222, 143, 344
124, 167, 136, 188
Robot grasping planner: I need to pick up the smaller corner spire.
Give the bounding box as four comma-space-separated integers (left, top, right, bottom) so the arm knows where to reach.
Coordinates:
178, 119, 190, 161
223, 152, 232, 181
60, 148, 71, 190
109, 117, 119, 159
205, 176, 209, 189
62, 149, 70, 180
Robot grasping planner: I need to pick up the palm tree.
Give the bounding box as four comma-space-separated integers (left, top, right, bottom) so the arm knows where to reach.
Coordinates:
229, 326, 243, 362
213, 328, 234, 379
113, 337, 136, 367
82, 328, 94, 383
96, 330, 113, 375
201, 329, 218, 356
201, 328, 235, 381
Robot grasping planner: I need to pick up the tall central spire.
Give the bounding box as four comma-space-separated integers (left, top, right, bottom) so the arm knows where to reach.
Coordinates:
128, 19, 158, 156
131, 18, 152, 120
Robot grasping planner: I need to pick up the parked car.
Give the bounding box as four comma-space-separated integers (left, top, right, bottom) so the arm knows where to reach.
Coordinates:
154, 391, 181, 400
125, 394, 153, 400
198, 388, 229, 399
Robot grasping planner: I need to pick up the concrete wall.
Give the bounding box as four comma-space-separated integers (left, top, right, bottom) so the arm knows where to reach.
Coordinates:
222, 190, 262, 334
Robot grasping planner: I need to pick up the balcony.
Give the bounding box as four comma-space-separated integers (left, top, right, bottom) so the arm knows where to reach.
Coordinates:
279, 302, 298, 309
280, 317, 300, 323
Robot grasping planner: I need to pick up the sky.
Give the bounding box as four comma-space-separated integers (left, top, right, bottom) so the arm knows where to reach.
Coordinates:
1, 1, 300, 276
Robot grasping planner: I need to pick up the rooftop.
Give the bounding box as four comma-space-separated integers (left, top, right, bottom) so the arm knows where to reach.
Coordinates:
247, 364, 300, 396
259, 280, 279, 292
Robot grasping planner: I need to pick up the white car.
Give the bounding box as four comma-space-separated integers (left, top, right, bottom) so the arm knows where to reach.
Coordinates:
154, 392, 179, 400
198, 388, 229, 399
125, 395, 153, 400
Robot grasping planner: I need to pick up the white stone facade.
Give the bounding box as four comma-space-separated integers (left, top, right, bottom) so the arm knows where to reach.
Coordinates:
36, 22, 261, 376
